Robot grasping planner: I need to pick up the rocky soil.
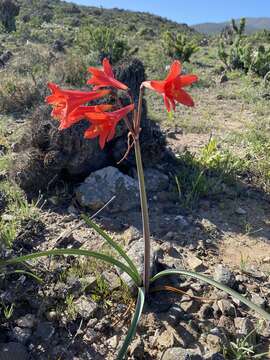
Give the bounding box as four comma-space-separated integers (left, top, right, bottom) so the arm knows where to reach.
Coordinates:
1, 127, 270, 360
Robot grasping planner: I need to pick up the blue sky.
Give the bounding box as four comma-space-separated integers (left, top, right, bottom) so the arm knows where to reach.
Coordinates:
67, 0, 270, 25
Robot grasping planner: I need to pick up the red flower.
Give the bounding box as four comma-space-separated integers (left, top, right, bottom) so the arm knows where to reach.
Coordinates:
46, 83, 109, 125
143, 60, 198, 111
87, 58, 128, 91
58, 104, 113, 130
83, 104, 134, 149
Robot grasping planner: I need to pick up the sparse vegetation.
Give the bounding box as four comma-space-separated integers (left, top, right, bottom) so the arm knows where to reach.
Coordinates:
0, 1, 270, 359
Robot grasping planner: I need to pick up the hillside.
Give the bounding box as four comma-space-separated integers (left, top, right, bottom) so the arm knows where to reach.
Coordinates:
193, 17, 270, 34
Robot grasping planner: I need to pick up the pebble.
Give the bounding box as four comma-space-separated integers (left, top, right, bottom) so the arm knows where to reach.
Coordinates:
15, 314, 36, 328
251, 293, 266, 308
162, 347, 202, 360
10, 327, 32, 344
74, 296, 98, 319
213, 264, 235, 288
235, 207, 247, 215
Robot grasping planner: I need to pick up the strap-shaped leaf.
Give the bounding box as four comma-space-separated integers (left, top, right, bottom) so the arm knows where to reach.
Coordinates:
117, 287, 145, 360
0, 249, 139, 285
4, 269, 43, 283
151, 269, 270, 321
82, 215, 141, 285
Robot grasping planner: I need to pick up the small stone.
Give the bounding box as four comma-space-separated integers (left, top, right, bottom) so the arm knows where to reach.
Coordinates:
206, 334, 222, 353
251, 293, 266, 309
107, 335, 119, 349
128, 337, 144, 357
46, 311, 58, 322
262, 256, 270, 263
219, 73, 228, 84
162, 347, 202, 360
198, 304, 214, 319
0, 342, 29, 360
74, 296, 98, 319
218, 316, 236, 335
213, 265, 235, 288
35, 322, 55, 341
122, 226, 141, 245
83, 328, 99, 344
10, 327, 31, 344
102, 271, 120, 291
157, 330, 174, 348
185, 253, 203, 271
15, 314, 36, 328
234, 317, 256, 345
167, 305, 185, 325
235, 207, 246, 215
217, 299, 236, 317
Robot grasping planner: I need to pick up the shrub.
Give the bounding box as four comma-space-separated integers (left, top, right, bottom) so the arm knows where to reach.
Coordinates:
162, 31, 198, 62
75, 24, 129, 64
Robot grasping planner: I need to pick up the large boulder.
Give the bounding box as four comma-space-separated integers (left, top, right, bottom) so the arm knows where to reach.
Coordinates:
13, 59, 166, 196
0, 0, 20, 32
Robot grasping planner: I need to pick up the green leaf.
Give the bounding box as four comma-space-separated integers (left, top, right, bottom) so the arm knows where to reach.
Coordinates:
4, 269, 43, 283
82, 215, 141, 285
151, 269, 270, 321
0, 249, 140, 286
117, 287, 145, 360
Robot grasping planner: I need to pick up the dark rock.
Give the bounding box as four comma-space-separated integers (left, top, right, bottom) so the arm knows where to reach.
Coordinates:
13, 59, 166, 196
52, 39, 65, 52
9, 327, 31, 344
76, 166, 139, 212
0, 0, 19, 32
15, 314, 36, 328
198, 304, 214, 319
35, 322, 55, 342
128, 337, 144, 357
0, 50, 13, 67
0, 191, 7, 214
142, 168, 169, 192
219, 73, 228, 84
0, 342, 29, 360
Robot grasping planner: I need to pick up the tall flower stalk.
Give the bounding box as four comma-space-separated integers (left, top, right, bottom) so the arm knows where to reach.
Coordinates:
45, 58, 198, 294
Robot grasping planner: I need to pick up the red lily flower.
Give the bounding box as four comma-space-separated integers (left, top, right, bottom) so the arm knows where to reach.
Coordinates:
87, 58, 128, 91
58, 104, 113, 130
46, 83, 109, 124
143, 60, 198, 112
83, 104, 134, 149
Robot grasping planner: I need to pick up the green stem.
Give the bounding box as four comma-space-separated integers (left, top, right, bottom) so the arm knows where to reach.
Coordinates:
134, 87, 151, 294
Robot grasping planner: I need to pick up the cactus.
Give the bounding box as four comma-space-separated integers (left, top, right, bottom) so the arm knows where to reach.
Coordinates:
76, 25, 129, 65
162, 31, 198, 63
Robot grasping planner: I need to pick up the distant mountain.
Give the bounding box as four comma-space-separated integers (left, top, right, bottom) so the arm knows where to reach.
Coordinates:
192, 17, 270, 34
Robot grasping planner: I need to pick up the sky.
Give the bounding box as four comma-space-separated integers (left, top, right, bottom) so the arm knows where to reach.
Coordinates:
67, 0, 270, 25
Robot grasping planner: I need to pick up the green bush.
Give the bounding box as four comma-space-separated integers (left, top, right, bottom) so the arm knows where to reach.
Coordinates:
75, 24, 129, 64
162, 31, 198, 62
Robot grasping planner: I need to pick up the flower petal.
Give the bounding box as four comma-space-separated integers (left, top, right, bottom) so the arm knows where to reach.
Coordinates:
173, 89, 195, 107
166, 60, 182, 81
103, 58, 114, 78
176, 74, 198, 87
